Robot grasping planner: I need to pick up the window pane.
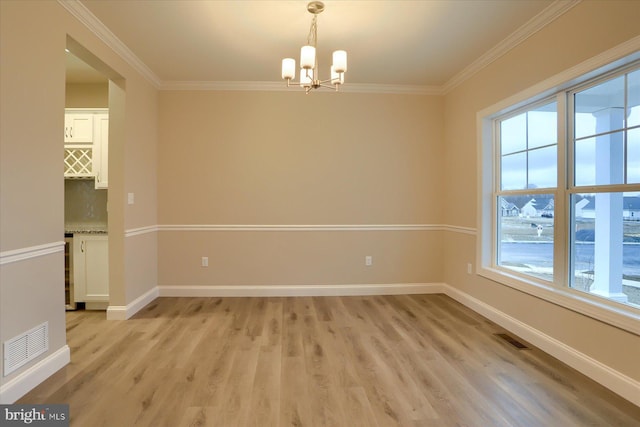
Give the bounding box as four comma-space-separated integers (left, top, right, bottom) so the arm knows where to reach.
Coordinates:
528, 102, 557, 149
498, 194, 554, 281
501, 113, 526, 155
528, 146, 557, 188
629, 69, 640, 128
574, 131, 624, 186
570, 192, 640, 307
629, 128, 640, 184
575, 76, 625, 139
574, 113, 596, 140
574, 137, 596, 186
501, 152, 526, 190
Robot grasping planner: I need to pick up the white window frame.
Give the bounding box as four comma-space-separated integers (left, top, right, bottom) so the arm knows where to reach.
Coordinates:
477, 40, 640, 336
494, 97, 563, 285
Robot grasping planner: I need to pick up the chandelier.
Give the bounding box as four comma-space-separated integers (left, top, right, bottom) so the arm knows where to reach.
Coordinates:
281, 1, 347, 93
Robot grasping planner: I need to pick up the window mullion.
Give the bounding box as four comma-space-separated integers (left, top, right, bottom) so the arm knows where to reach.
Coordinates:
525, 111, 529, 189
493, 120, 502, 270
624, 73, 628, 184
554, 92, 568, 288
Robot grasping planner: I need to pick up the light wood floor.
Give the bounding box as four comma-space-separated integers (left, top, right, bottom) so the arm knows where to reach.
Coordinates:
19, 295, 640, 426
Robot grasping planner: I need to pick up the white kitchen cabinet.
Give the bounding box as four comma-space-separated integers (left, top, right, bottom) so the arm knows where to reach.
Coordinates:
64, 112, 94, 143
63, 109, 108, 188
93, 114, 109, 189
73, 234, 109, 304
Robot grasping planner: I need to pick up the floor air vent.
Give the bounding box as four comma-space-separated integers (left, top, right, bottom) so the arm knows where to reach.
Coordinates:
3, 322, 48, 376
495, 333, 529, 349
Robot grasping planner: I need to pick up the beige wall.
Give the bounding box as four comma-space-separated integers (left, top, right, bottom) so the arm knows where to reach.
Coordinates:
0, 257, 67, 368
1, 2, 67, 386
65, 83, 108, 108
0, 0, 158, 387
157, 91, 444, 287
443, 0, 640, 382
159, 230, 443, 287
158, 92, 443, 224
117, 75, 159, 303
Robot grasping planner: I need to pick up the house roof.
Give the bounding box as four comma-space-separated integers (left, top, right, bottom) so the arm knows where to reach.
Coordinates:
576, 196, 640, 210
501, 198, 519, 211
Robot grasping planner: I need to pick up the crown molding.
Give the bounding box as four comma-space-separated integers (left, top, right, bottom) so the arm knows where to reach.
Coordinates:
124, 224, 478, 234
57, 0, 162, 88
159, 80, 443, 95
442, 0, 581, 94
160, 81, 284, 92
341, 83, 443, 96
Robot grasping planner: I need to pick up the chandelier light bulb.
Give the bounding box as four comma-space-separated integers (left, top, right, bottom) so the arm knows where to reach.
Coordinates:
282, 58, 296, 80
332, 50, 347, 73
300, 46, 316, 70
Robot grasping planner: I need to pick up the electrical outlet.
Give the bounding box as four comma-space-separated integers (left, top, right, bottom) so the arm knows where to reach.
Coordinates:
202, 257, 209, 267
365, 256, 373, 266
467, 263, 472, 274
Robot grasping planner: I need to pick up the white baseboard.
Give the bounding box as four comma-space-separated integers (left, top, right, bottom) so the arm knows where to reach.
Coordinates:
442, 284, 640, 408
158, 283, 444, 298
0, 345, 70, 404
106, 286, 159, 320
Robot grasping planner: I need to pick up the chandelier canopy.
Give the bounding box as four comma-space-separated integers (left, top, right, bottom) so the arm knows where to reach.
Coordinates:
281, 1, 347, 93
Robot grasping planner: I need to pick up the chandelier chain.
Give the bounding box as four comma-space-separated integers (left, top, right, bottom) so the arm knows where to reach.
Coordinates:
307, 15, 318, 48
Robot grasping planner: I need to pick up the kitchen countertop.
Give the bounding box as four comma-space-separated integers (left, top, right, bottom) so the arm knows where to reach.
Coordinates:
65, 223, 108, 235
65, 229, 108, 235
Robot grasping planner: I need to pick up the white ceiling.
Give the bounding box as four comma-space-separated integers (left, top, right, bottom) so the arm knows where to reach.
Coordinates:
67, 0, 574, 92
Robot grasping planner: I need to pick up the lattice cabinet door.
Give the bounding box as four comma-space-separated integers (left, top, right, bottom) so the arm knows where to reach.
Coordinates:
64, 147, 93, 178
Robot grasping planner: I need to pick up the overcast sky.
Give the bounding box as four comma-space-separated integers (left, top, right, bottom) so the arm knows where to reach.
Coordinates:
501, 106, 639, 191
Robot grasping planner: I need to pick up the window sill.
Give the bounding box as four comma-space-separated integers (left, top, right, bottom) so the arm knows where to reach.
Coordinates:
478, 266, 640, 336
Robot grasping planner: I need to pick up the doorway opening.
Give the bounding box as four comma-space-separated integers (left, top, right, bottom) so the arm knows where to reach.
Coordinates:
64, 36, 124, 319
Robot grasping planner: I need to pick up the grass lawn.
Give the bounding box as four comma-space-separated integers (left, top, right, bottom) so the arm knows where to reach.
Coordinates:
500, 216, 640, 242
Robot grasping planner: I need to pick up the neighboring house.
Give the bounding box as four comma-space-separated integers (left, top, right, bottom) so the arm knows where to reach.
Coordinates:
521, 199, 537, 217
575, 196, 640, 219
575, 198, 590, 218
501, 196, 555, 218
624, 196, 640, 220
501, 198, 520, 217
541, 199, 554, 218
